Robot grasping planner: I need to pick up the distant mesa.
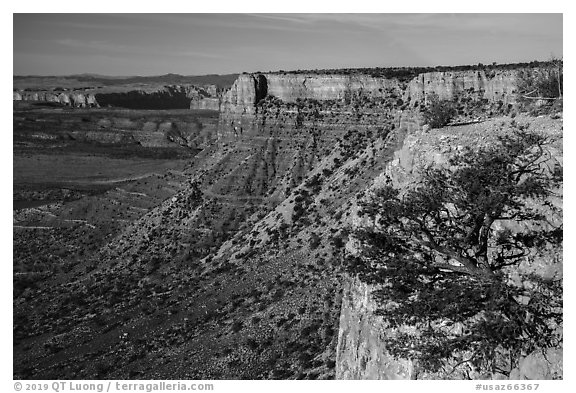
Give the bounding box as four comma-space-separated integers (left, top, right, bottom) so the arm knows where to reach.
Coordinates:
13, 90, 99, 108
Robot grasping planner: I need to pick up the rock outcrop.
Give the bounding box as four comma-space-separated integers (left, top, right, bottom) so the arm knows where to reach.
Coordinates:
13, 90, 99, 108
220, 73, 404, 116
219, 74, 263, 116
187, 84, 221, 111
218, 69, 527, 129
189, 97, 220, 111
509, 348, 563, 380
14, 83, 221, 110
336, 278, 415, 379
404, 69, 519, 105
95, 85, 194, 109
264, 73, 402, 103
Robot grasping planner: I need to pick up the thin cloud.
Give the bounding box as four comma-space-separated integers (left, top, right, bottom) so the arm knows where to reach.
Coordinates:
55, 38, 132, 53
244, 13, 314, 24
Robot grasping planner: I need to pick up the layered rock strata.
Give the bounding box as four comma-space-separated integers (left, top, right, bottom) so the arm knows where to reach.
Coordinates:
220, 69, 527, 115
13, 91, 99, 108
14, 83, 221, 110
95, 85, 219, 110
404, 69, 519, 105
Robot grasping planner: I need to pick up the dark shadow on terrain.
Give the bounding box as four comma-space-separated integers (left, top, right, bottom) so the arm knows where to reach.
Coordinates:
96, 91, 192, 109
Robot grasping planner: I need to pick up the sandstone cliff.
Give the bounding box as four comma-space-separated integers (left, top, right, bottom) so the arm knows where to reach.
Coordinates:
336, 278, 414, 379
220, 72, 404, 116
217, 69, 527, 132
187, 84, 221, 111
13, 90, 99, 108
404, 69, 519, 105
14, 83, 221, 110
264, 73, 402, 103
95, 84, 220, 110
220, 65, 564, 124
219, 74, 265, 116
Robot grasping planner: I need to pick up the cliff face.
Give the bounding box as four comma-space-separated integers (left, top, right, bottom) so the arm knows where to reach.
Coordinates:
13, 91, 99, 108
336, 278, 414, 379
96, 85, 219, 110
264, 74, 402, 103
219, 74, 262, 116
218, 69, 525, 127
14, 84, 221, 110
187, 84, 221, 111
220, 73, 404, 117
404, 69, 519, 105
189, 97, 220, 111
217, 72, 408, 145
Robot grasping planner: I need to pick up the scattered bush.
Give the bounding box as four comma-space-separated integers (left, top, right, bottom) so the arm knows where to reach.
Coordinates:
516, 61, 563, 114
422, 92, 457, 128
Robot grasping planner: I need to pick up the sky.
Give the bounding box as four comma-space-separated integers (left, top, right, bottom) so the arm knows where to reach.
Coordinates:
13, 13, 563, 77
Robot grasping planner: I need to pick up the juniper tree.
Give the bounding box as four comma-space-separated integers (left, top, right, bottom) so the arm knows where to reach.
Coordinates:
422, 92, 457, 128
348, 127, 562, 375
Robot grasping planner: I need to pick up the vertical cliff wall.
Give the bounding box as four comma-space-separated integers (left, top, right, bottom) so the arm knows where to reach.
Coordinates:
13, 91, 99, 107
218, 72, 407, 142
220, 73, 404, 114
336, 278, 415, 379
219, 74, 262, 116
264, 74, 403, 102
219, 69, 523, 124
14, 84, 221, 110
404, 69, 524, 105
96, 85, 220, 109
